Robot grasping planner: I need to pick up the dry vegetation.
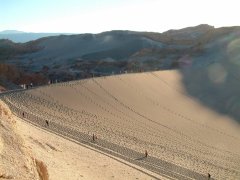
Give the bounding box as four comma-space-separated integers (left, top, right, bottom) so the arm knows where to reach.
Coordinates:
0, 63, 47, 86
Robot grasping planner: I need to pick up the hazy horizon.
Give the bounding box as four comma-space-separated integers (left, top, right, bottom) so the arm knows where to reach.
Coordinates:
1, 0, 239, 34
0, 24, 214, 34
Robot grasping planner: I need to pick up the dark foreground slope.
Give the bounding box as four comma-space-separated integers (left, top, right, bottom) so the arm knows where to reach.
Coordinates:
1, 24, 240, 86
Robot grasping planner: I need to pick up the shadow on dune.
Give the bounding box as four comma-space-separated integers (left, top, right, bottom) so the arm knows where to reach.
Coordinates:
180, 59, 240, 124
135, 156, 147, 161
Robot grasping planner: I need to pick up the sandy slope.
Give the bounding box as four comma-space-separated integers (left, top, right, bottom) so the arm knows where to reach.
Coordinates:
16, 116, 162, 180
1, 70, 240, 179
0, 100, 39, 180
0, 100, 163, 180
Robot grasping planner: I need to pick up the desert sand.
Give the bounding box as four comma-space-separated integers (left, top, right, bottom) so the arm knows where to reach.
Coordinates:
0, 100, 163, 180
0, 100, 39, 179
1, 70, 240, 179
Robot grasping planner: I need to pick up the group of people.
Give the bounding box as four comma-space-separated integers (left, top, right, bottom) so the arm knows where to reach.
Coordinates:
22, 111, 49, 127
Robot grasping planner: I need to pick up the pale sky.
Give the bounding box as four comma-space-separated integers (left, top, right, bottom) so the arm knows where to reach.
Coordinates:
0, 0, 239, 33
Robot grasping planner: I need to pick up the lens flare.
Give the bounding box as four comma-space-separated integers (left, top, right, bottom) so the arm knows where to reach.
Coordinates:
178, 55, 192, 68
227, 38, 240, 65
208, 63, 227, 84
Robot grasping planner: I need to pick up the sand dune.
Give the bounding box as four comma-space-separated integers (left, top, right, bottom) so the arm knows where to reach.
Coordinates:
0, 100, 39, 180
1, 70, 240, 179
0, 100, 162, 180
15, 113, 163, 180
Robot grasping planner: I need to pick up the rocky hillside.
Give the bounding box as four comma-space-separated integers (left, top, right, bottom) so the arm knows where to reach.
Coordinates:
0, 24, 240, 88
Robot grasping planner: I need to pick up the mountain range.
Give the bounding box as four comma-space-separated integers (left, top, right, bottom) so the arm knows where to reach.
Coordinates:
0, 24, 240, 88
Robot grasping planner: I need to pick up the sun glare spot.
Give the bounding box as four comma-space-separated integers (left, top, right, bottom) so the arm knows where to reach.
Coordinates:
208, 63, 227, 84
227, 38, 240, 65
103, 35, 113, 43
178, 55, 193, 68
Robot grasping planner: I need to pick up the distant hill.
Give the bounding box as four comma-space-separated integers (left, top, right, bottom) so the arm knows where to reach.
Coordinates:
0, 30, 74, 43
162, 24, 215, 40
0, 24, 240, 88
0, 30, 26, 34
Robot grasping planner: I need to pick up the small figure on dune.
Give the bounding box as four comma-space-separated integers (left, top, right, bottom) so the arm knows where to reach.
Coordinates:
208, 173, 211, 179
93, 133, 97, 142
22, 112, 25, 118
45, 120, 49, 126
145, 150, 148, 158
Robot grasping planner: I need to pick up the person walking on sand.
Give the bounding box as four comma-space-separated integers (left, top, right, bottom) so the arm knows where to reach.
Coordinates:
145, 150, 148, 158
22, 112, 25, 118
207, 173, 211, 179
45, 120, 49, 126
92, 133, 98, 142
